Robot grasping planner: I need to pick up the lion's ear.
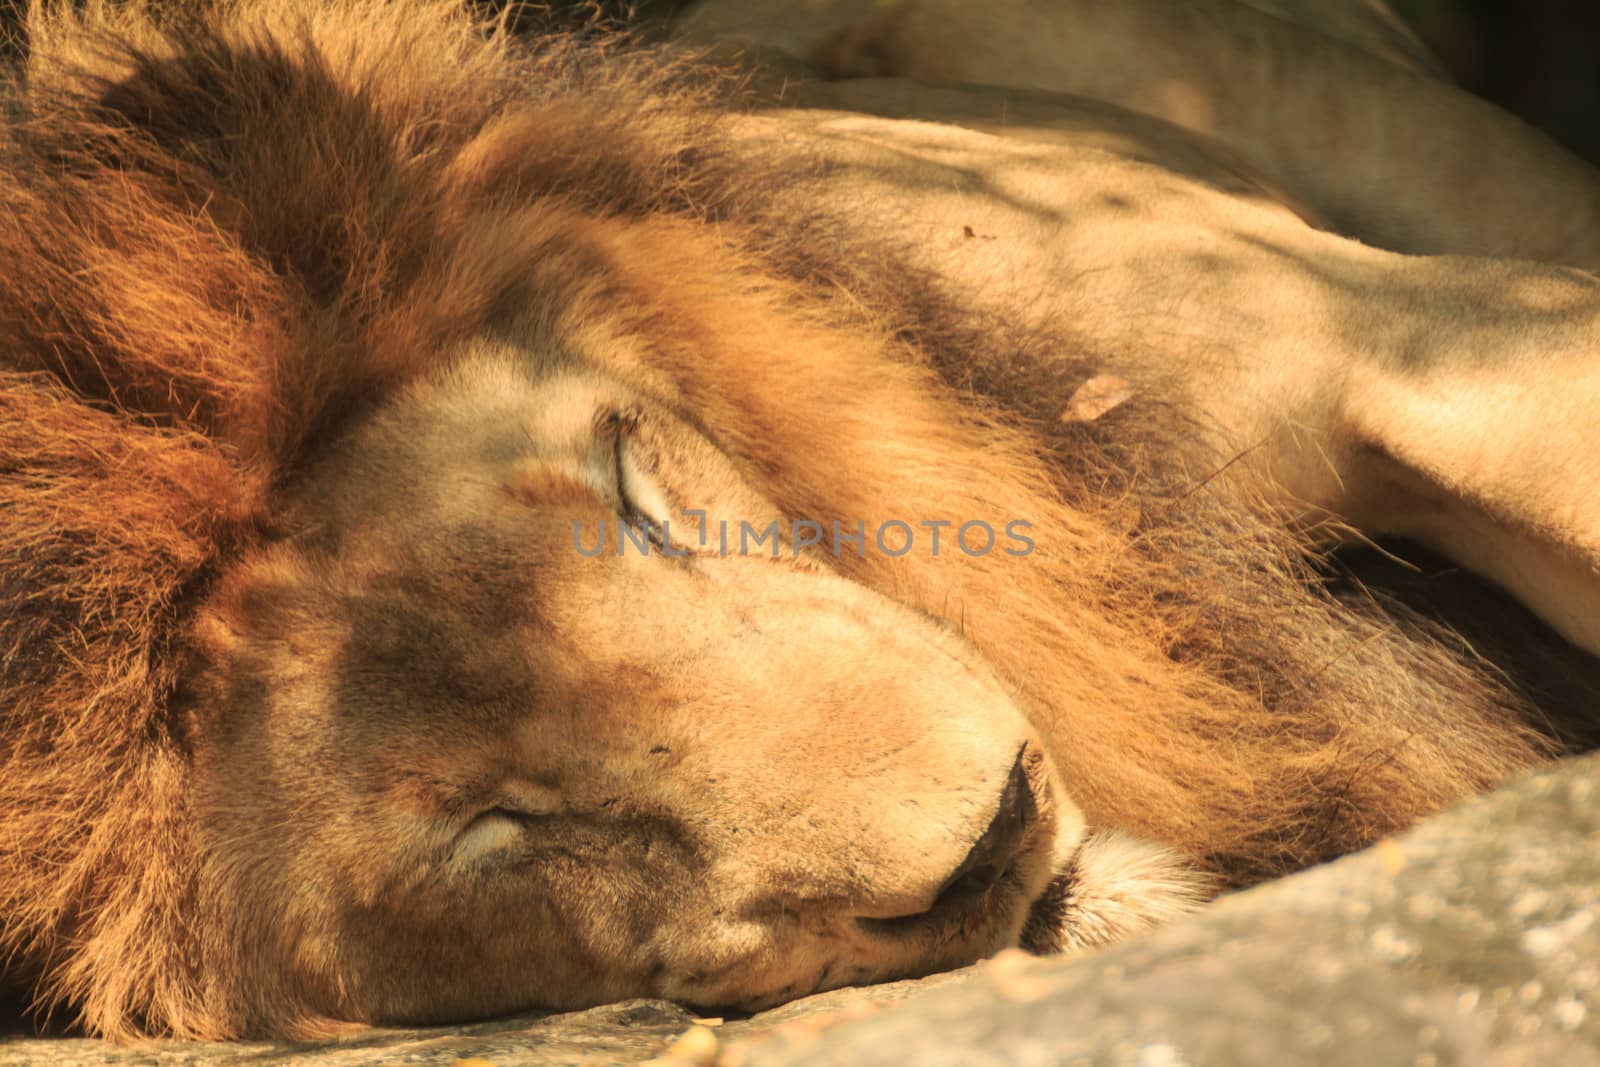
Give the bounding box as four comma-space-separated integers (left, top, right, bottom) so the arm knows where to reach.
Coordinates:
1020, 830, 1213, 956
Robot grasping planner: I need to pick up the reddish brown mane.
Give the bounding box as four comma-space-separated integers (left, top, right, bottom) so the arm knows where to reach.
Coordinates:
0, 0, 740, 1033
0, 0, 1558, 1038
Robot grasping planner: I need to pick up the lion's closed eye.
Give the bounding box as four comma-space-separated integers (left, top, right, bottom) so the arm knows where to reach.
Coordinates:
451, 782, 562, 865
596, 407, 683, 549
584, 399, 797, 558
496, 402, 677, 535
451, 809, 544, 865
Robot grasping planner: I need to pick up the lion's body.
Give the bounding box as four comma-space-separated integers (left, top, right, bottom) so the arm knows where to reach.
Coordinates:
1, 0, 1596, 1041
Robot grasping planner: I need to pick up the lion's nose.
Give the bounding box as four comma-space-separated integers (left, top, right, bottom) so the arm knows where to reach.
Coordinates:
932, 748, 1036, 905
851, 747, 1038, 929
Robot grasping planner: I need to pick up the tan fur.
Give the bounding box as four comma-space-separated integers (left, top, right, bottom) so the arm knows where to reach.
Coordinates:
764, 0, 1600, 267
0, 0, 1590, 1041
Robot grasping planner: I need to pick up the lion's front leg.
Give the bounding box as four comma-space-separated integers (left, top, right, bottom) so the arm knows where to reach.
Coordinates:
1327, 257, 1600, 658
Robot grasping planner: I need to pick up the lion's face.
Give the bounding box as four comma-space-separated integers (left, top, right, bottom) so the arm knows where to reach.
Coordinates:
186, 341, 1082, 1027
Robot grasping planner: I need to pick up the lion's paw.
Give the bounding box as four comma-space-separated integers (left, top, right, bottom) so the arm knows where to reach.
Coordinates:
1020, 830, 1214, 956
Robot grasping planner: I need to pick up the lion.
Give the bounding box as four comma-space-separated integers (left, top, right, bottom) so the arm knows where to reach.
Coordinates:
1, 0, 1597, 1041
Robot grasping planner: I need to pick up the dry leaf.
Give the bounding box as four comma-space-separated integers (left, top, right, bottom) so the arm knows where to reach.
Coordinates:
1062, 375, 1135, 422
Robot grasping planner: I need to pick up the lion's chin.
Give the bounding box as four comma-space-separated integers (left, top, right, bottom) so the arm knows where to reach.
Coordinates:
1018, 829, 1213, 956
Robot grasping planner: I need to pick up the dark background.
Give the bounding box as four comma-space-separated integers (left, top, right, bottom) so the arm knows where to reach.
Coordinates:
4, 0, 1600, 163
1389, 0, 1600, 163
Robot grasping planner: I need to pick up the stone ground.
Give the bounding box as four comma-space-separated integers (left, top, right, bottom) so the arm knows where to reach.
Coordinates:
4, 753, 1596, 1067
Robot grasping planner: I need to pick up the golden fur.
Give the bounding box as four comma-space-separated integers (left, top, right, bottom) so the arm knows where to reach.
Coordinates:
0, 0, 1585, 1040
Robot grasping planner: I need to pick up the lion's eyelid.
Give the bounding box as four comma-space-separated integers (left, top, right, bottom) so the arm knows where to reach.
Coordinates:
449, 808, 547, 866
611, 418, 678, 547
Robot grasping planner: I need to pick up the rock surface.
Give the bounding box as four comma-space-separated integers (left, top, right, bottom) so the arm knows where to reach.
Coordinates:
4, 753, 1597, 1066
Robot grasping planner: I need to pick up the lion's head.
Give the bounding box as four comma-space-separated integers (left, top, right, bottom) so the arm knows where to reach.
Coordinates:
187, 336, 1103, 1025
0, 0, 1559, 1039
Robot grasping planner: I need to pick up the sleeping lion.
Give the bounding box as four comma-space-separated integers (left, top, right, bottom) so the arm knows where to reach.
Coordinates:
2, 0, 1597, 1040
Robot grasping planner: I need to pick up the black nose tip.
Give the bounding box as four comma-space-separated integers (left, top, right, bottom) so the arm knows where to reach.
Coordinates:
934, 748, 1036, 905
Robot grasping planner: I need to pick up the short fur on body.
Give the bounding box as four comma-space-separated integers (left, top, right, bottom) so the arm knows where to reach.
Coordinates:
0, 0, 1581, 1040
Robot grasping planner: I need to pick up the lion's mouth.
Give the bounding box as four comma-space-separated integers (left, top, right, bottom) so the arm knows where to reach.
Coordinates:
1018, 861, 1081, 954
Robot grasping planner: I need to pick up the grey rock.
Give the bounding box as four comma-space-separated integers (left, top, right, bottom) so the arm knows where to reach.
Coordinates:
4, 755, 1596, 1066
0, 1000, 701, 1065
